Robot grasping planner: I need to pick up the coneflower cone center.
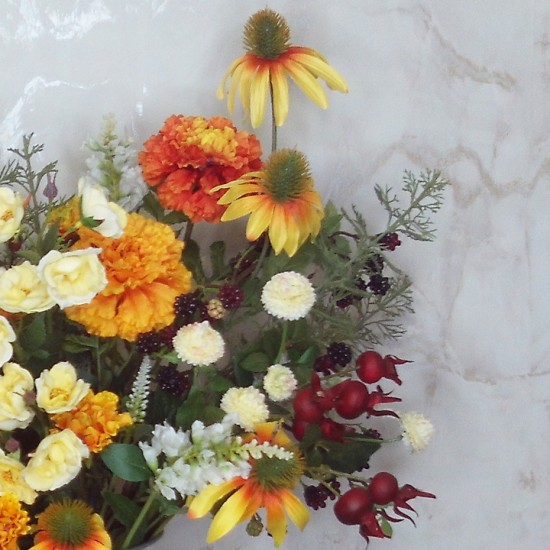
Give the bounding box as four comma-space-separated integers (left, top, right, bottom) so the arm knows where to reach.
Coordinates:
253, 453, 303, 491
243, 9, 290, 59
41, 501, 93, 545
264, 149, 311, 203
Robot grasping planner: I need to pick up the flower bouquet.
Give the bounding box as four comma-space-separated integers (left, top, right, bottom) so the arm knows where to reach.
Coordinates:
0, 8, 446, 550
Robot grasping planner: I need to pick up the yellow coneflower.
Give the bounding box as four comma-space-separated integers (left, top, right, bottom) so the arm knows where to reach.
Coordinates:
214, 149, 324, 257
218, 8, 348, 128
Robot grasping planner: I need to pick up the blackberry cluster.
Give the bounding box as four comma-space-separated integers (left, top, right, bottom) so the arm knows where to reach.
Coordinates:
218, 284, 244, 309
174, 291, 202, 319
364, 254, 384, 275
378, 232, 401, 250
368, 274, 391, 296
136, 331, 163, 354
303, 480, 341, 510
157, 324, 178, 349
229, 254, 255, 275
156, 365, 192, 396
327, 342, 352, 367
335, 278, 369, 309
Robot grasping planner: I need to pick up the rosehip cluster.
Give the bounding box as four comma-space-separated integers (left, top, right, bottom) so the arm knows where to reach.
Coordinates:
291, 373, 403, 440
333, 472, 435, 544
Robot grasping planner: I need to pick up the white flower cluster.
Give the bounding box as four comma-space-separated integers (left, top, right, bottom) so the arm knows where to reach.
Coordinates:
139, 415, 293, 501
261, 271, 315, 321
83, 113, 148, 211
400, 411, 435, 453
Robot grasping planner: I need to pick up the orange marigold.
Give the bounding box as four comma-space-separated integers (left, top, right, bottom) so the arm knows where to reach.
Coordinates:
52, 390, 132, 453
0, 492, 31, 550
65, 212, 193, 341
138, 115, 263, 223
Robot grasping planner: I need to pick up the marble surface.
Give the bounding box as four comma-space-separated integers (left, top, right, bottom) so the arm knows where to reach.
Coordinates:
2, 1, 548, 549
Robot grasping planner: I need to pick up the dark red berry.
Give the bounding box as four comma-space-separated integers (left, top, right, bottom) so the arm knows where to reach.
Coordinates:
368, 472, 399, 505
218, 284, 244, 309
327, 342, 352, 367
356, 351, 385, 384
378, 232, 401, 251
334, 487, 372, 525
174, 291, 201, 318
136, 331, 162, 354
314, 354, 336, 375
334, 380, 369, 419
292, 388, 324, 423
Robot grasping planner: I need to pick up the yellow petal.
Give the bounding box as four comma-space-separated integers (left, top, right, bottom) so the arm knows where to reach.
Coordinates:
270, 63, 290, 126
281, 490, 310, 530
283, 60, 328, 109
216, 57, 243, 101
226, 60, 248, 113
246, 198, 275, 241
187, 478, 241, 519
282, 209, 300, 257
220, 195, 262, 222
268, 205, 288, 255
265, 493, 288, 547
206, 486, 251, 543
216, 182, 263, 205
291, 50, 349, 92
249, 66, 270, 128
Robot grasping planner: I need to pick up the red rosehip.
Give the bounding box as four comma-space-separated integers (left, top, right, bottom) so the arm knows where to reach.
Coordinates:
356, 351, 385, 384
333, 487, 372, 525
293, 388, 324, 423
291, 418, 311, 440
334, 380, 369, 419
368, 472, 399, 505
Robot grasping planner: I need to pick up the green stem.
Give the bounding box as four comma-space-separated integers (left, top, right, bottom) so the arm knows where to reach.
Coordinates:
275, 321, 288, 363
121, 490, 157, 550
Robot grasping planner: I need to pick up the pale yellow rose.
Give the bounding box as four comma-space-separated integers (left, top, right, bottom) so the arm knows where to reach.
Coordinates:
0, 316, 15, 366
35, 361, 90, 414
0, 187, 24, 243
37, 248, 107, 309
0, 449, 37, 504
0, 362, 35, 430
22, 429, 89, 491
0, 262, 55, 313
78, 178, 127, 237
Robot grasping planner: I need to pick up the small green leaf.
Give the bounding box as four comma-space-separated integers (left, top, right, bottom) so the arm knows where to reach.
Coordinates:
16, 249, 42, 264
182, 238, 205, 282
209, 241, 228, 279
321, 439, 381, 473
100, 444, 152, 482
240, 351, 271, 373
102, 492, 142, 528
19, 314, 46, 352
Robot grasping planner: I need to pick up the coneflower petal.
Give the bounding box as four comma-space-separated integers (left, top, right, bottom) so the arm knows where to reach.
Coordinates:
206, 486, 251, 543
249, 65, 271, 128
216, 56, 244, 101
265, 493, 288, 547
282, 60, 328, 109
246, 199, 275, 241
281, 490, 310, 530
282, 208, 300, 257
226, 60, 248, 113
270, 62, 290, 126
290, 49, 349, 92
216, 182, 263, 205
187, 478, 242, 519
220, 195, 262, 222
268, 205, 288, 254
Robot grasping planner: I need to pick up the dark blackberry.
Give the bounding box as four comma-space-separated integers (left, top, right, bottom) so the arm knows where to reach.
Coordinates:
304, 481, 341, 510
174, 291, 201, 319
378, 232, 401, 251
368, 274, 390, 296
218, 284, 244, 309
364, 254, 384, 274
136, 331, 163, 354
156, 365, 192, 395
336, 294, 354, 308
157, 324, 178, 350
314, 354, 337, 375
327, 342, 352, 367
229, 254, 255, 275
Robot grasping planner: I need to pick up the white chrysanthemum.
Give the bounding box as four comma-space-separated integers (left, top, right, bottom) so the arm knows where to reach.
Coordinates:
220, 387, 269, 431
400, 411, 435, 453
263, 364, 297, 402
172, 321, 225, 366
261, 271, 315, 320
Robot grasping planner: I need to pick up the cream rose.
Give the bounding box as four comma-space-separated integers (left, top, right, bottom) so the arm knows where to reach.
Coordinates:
0, 450, 37, 504
23, 429, 89, 491
0, 316, 16, 366
0, 187, 24, 243
79, 178, 127, 238
0, 262, 55, 313
0, 362, 35, 430
35, 361, 90, 414
37, 248, 107, 309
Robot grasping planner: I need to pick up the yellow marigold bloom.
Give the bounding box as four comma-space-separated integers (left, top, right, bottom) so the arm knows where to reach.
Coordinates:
214, 149, 323, 256
65, 213, 193, 341
31, 499, 111, 550
218, 8, 348, 128
188, 422, 309, 547
52, 390, 133, 453
0, 492, 30, 550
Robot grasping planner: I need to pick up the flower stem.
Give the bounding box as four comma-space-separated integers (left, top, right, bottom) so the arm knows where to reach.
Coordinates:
275, 321, 288, 363
121, 490, 157, 550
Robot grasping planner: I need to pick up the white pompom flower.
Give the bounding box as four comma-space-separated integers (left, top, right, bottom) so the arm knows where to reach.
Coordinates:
220, 387, 269, 431
172, 321, 225, 366
263, 364, 297, 402
261, 271, 315, 321
400, 411, 435, 453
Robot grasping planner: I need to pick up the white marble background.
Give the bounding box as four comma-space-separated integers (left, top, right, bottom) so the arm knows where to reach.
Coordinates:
2, 1, 548, 549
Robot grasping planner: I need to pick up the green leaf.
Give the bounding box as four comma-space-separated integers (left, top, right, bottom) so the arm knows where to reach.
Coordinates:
183, 238, 205, 282
16, 249, 42, 264
380, 516, 393, 537
207, 374, 233, 393
102, 492, 142, 528
321, 439, 381, 473
19, 314, 46, 352
162, 211, 189, 225
141, 191, 165, 220
100, 444, 152, 482
295, 345, 319, 365
209, 241, 228, 279
261, 329, 281, 360
40, 220, 60, 254
240, 351, 271, 373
